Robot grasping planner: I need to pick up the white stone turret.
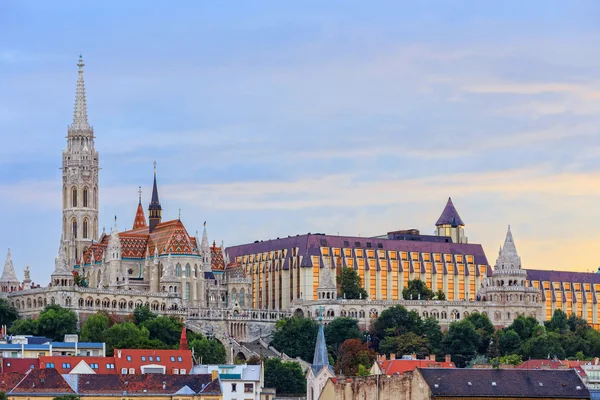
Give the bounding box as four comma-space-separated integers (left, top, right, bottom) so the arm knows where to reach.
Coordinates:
52, 237, 74, 287
62, 55, 99, 267
1, 249, 20, 293
200, 222, 211, 272
107, 217, 122, 287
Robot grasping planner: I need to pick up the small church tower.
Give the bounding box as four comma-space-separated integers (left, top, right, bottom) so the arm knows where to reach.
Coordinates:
435, 197, 467, 243
306, 307, 335, 400
0, 249, 20, 293
62, 55, 99, 266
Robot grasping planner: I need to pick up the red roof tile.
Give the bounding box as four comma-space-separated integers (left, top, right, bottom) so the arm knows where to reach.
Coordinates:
39, 356, 116, 374
114, 349, 193, 375
11, 368, 75, 394
517, 359, 587, 377
1, 358, 38, 374
76, 373, 217, 395
377, 359, 455, 375
0, 373, 25, 391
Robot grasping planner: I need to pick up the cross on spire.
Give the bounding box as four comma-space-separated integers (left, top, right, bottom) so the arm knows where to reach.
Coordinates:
138, 186, 142, 204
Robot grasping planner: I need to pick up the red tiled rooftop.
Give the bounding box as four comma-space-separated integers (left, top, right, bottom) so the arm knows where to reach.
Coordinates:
377, 359, 455, 375
11, 368, 74, 394
76, 373, 217, 395
0, 373, 25, 391
114, 349, 193, 375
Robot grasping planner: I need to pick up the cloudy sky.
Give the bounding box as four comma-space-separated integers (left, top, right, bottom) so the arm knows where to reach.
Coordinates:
1, 1, 600, 284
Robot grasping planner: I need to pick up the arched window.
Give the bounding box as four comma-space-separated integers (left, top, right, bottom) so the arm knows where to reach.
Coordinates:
185, 282, 190, 301
185, 264, 191, 277
94, 187, 97, 208
83, 188, 88, 207
239, 289, 245, 307
176, 263, 181, 277
72, 219, 78, 238
72, 187, 77, 207
83, 219, 88, 239
63, 186, 67, 209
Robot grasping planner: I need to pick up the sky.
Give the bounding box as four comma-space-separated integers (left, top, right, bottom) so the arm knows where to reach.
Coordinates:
1, 1, 600, 285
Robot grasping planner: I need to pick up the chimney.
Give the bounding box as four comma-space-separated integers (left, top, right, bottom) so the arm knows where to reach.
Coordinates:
445, 354, 451, 363
390, 353, 396, 360
430, 354, 436, 361
411, 353, 417, 360
595, 357, 599, 366
211, 370, 219, 380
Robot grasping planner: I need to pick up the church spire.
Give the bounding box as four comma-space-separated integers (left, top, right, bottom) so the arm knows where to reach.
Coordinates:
69, 55, 91, 133
148, 162, 162, 233
311, 307, 331, 374
133, 186, 148, 230
1, 249, 19, 285
496, 225, 522, 270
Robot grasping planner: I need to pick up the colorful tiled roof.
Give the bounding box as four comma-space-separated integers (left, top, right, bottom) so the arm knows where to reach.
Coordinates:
113, 349, 193, 375
11, 368, 75, 394
82, 219, 200, 265
419, 368, 589, 398
435, 197, 465, 226
133, 202, 148, 230
226, 233, 489, 270
211, 241, 225, 271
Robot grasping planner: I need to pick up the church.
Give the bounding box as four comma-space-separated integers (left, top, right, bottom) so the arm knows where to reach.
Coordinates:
0, 56, 252, 320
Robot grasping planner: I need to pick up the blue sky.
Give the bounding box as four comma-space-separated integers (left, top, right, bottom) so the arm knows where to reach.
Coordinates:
1, 1, 600, 284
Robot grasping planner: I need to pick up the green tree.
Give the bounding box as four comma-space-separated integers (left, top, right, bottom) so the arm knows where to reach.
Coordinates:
190, 337, 227, 364
271, 316, 318, 362
498, 329, 521, 356
521, 332, 565, 360
37, 304, 78, 341
338, 267, 368, 300
442, 320, 480, 367
567, 314, 590, 335
133, 306, 156, 325
325, 317, 361, 358
357, 364, 370, 376
8, 318, 38, 335
507, 315, 539, 341
103, 322, 170, 355
0, 299, 18, 328
402, 279, 434, 300
52, 396, 79, 400
380, 332, 430, 358
142, 316, 183, 347
545, 309, 569, 334
560, 332, 590, 358
465, 312, 494, 354
373, 305, 422, 339
247, 355, 261, 365
498, 354, 523, 366
422, 317, 444, 355
264, 358, 306, 396
80, 313, 109, 342
435, 290, 446, 300
467, 354, 489, 368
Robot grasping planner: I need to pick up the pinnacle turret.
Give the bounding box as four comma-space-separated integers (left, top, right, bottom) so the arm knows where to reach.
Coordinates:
69, 55, 91, 133
1, 249, 19, 284
311, 307, 332, 374
148, 162, 162, 233
496, 225, 521, 270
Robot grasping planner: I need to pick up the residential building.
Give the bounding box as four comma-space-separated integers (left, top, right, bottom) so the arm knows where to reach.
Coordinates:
0, 335, 105, 358
114, 348, 193, 375
191, 364, 264, 400
371, 354, 454, 376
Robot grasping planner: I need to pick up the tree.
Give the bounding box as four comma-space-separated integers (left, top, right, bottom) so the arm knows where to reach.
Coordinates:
402, 279, 434, 301
325, 318, 361, 358
52, 396, 79, 400
498, 329, 521, 356
142, 316, 183, 347
422, 317, 443, 355
497, 354, 523, 366
338, 267, 368, 300
37, 304, 78, 341
380, 332, 430, 358
80, 313, 109, 342
334, 339, 376, 376
0, 299, 18, 328
545, 309, 569, 334
271, 317, 318, 362
467, 354, 489, 368
567, 314, 590, 335
435, 290, 446, 301
507, 315, 539, 341
373, 305, 422, 338
190, 337, 227, 364
102, 322, 171, 355
133, 306, 156, 325
264, 358, 306, 396
247, 355, 261, 365
8, 318, 37, 335
357, 364, 370, 376
521, 332, 565, 360
465, 312, 494, 354
442, 320, 480, 367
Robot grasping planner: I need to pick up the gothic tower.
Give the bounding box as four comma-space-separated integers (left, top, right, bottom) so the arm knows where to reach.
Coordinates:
62, 55, 99, 266
148, 162, 162, 233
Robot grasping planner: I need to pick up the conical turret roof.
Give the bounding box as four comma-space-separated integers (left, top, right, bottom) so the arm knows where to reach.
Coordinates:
312, 308, 333, 375
435, 197, 465, 226
1, 249, 19, 283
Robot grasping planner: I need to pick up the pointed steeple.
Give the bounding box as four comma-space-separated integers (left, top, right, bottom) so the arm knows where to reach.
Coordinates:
179, 326, 189, 350
69, 55, 91, 133
435, 197, 465, 226
148, 162, 162, 233
201, 222, 209, 251
496, 225, 522, 270
1, 249, 19, 283
133, 186, 148, 229
312, 307, 332, 375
